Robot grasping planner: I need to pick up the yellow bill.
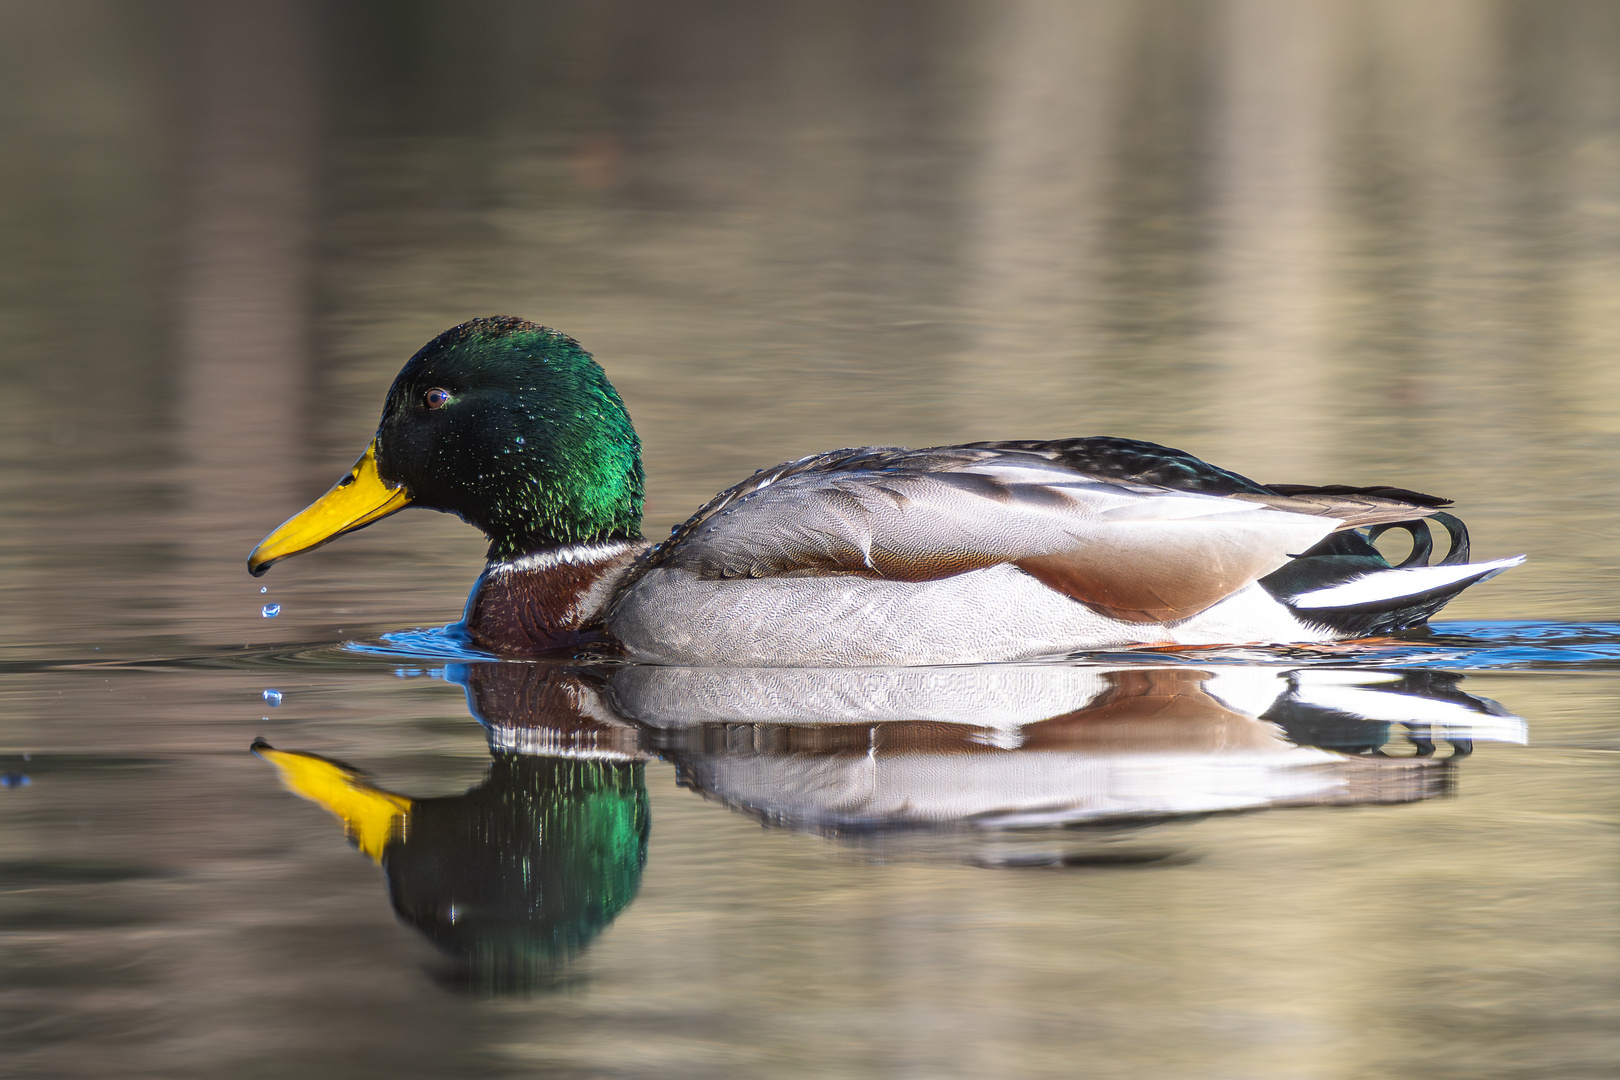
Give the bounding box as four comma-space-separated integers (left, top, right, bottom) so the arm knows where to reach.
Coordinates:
248, 440, 412, 576
253, 741, 412, 864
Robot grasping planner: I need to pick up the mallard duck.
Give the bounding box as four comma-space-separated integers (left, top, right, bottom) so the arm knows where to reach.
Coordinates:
248, 317, 1521, 665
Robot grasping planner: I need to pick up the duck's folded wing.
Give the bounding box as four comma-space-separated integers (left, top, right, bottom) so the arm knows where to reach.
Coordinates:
650, 451, 1343, 623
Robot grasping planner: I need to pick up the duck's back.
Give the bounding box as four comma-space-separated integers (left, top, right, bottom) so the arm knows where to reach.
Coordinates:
603, 439, 1471, 666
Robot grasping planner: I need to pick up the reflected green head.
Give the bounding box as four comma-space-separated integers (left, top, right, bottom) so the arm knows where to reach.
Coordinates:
386, 754, 650, 995
376, 317, 644, 557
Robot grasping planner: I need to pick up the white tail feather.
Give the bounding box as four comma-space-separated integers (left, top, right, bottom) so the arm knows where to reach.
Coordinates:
1290, 556, 1525, 609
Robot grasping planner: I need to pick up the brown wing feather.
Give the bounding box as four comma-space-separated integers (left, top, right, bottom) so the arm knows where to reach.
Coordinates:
1017, 533, 1294, 623
1233, 489, 1446, 531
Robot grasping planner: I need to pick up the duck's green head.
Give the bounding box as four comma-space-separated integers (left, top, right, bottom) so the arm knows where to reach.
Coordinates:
249, 317, 643, 573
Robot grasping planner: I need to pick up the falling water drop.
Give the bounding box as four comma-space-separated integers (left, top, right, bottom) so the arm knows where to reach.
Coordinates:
260, 586, 268, 594
261, 603, 281, 618
262, 689, 282, 707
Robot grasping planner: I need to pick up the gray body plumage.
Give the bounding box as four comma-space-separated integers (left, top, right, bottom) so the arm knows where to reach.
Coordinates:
587, 443, 1516, 666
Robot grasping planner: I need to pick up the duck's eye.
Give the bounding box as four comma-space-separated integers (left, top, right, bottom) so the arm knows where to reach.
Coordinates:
424, 388, 452, 410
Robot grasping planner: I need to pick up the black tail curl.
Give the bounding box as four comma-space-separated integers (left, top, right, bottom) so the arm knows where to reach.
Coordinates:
1258, 512, 1480, 637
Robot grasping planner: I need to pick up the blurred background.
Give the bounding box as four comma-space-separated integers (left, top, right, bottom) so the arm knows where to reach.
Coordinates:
1, 2, 1617, 1078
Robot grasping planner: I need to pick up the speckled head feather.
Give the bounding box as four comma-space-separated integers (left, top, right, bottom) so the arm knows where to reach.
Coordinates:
375, 317, 644, 557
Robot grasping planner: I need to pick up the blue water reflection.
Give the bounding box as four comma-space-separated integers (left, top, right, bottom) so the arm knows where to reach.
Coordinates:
349, 618, 1620, 671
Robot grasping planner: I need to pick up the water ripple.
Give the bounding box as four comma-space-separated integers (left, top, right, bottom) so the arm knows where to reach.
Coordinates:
13, 620, 1620, 675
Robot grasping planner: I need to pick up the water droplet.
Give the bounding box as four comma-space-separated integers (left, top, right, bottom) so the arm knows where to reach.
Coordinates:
260, 586, 268, 594
261, 603, 281, 618
262, 689, 282, 706
515, 436, 525, 445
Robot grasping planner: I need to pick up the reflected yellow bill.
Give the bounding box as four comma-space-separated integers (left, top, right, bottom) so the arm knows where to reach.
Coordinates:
253, 741, 411, 864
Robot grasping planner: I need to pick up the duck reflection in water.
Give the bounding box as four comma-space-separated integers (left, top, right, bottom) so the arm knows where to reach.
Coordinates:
254, 685, 647, 993
255, 662, 1524, 989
